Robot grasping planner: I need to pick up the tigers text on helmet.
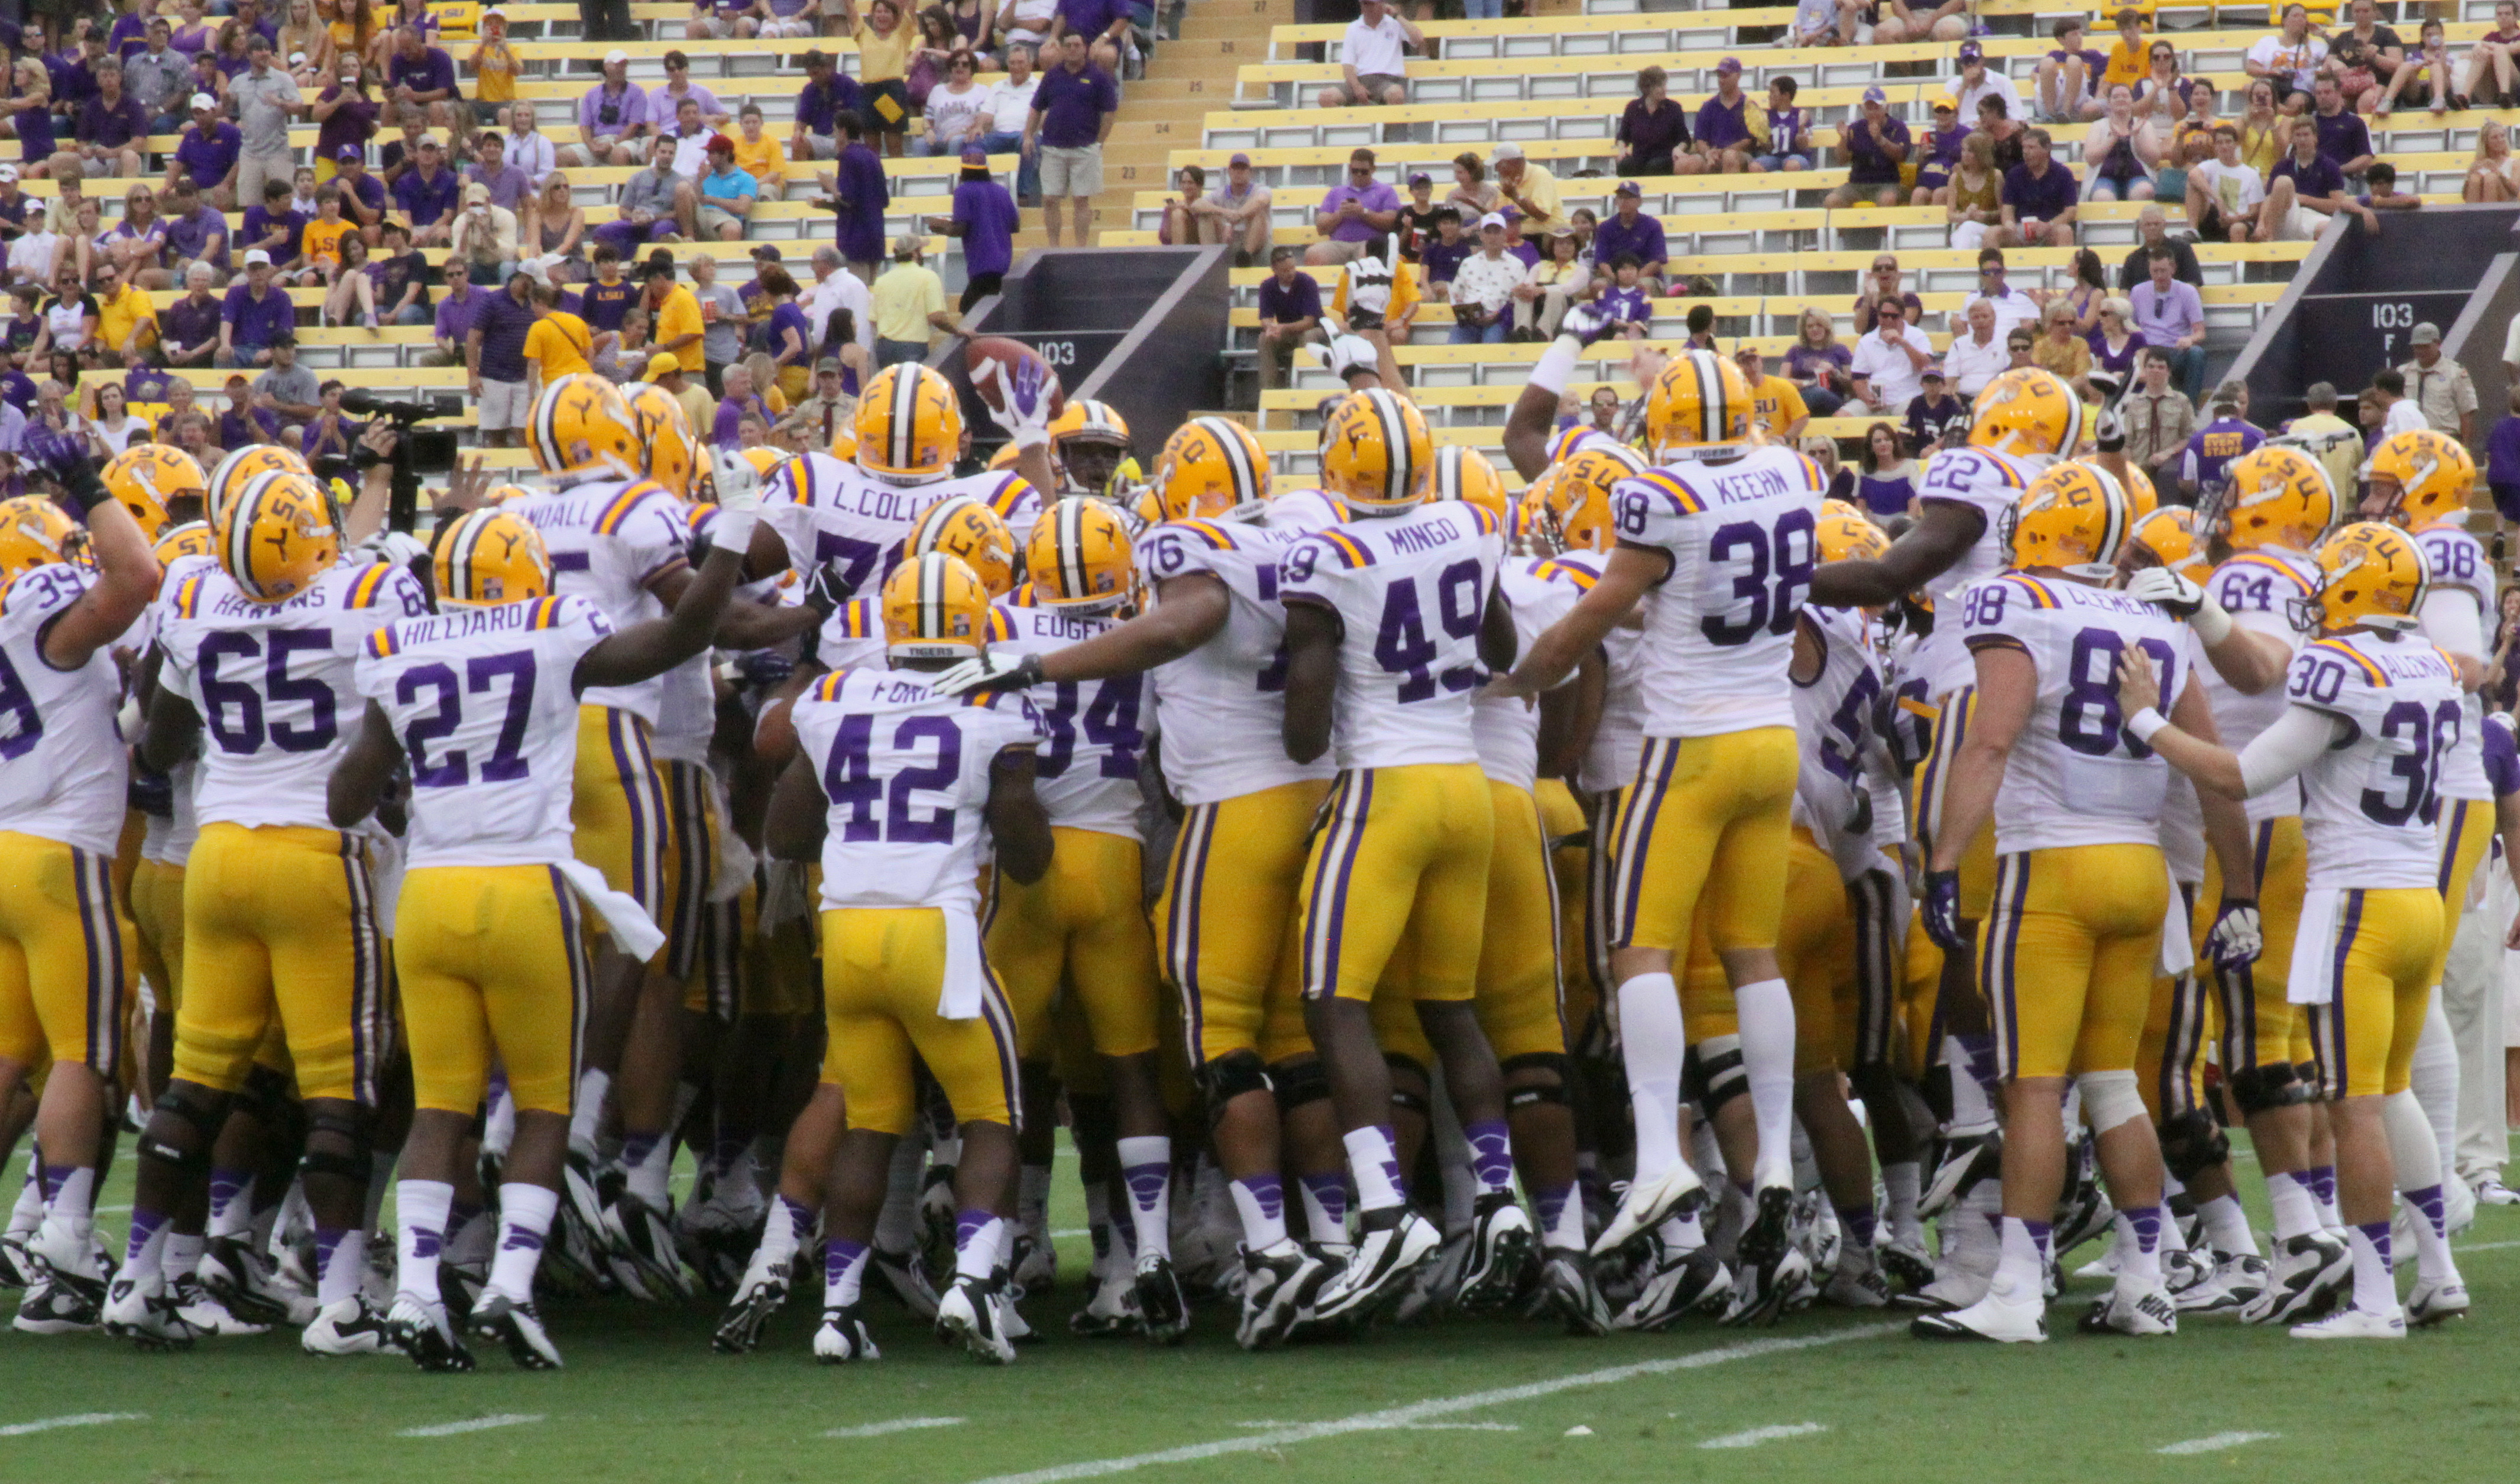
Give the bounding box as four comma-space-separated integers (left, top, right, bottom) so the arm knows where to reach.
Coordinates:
2294, 520, 2431, 634
855, 364, 965, 483
528, 373, 647, 484
216, 470, 341, 604
1966, 367, 2084, 459
1153, 416, 1270, 523
2205, 443, 2333, 554
2362, 428, 2475, 531
433, 507, 555, 608
1317, 389, 1432, 511
882, 551, 993, 660
2000, 460, 2131, 579
1025, 497, 1136, 614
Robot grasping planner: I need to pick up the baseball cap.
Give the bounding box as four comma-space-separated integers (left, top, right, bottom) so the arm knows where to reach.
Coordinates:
1614, 179, 1641, 196
1716, 56, 1741, 73
464, 181, 490, 203
1408, 171, 1431, 187
642, 353, 682, 382
1491, 142, 1524, 162
1862, 85, 1886, 103
751, 244, 782, 260
417, 133, 443, 149
243, 249, 272, 266
1958, 39, 1983, 60
336, 145, 361, 161
1478, 211, 1508, 231
2412, 322, 2442, 344
1932, 98, 1957, 112
1922, 364, 1946, 381
605, 48, 630, 64
960, 144, 989, 164
481, 4, 507, 17
707, 133, 734, 153
892, 232, 924, 255
289, 49, 306, 64
815, 357, 842, 374
191, 92, 216, 110
1227, 151, 1251, 166
0, 166, 16, 184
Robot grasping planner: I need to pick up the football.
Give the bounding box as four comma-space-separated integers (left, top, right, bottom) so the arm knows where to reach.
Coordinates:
964, 335, 1066, 419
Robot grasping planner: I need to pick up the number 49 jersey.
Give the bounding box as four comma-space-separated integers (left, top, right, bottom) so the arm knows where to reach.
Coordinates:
354, 595, 616, 869
160, 559, 432, 832
1611, 442, 1824, 739
1279, 499, 1505, 770
1959, 572, 2188, 855
2284, 630, 2464, 891
1136, 517, 1334, 807
983, 600, 1150, 840
0, 563, 130, 856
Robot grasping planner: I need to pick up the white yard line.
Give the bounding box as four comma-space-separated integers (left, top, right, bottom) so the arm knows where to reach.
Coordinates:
963, 1324, 1900, 1484
2453, 1239, 2520, 1253
397, 1414, 546, 1438
0, 1412, 144, 1438
1698, 1423, 1828, 1450
1234, 1420, 1521, 1433
825, 1417, 969, 1440
2156, 1431, 2280, 1456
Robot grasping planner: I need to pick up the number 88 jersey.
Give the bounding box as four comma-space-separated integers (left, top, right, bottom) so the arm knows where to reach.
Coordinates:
1611, 443, 1823, 740
2285, 630, 2464, 890
1958, 572, 2188, 855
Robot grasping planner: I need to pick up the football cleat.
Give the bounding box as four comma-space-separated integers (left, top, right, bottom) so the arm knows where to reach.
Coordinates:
1910, 1287, 2048, 1343
812, 1303, 882, 1363
0, 1232, 29, 1288
1455, 1191, 1538, 1314
1919, 1131, 2003, 1219
1012, 1227, 1058, 1295
1721, 1244, 1811, 1328
916, 1166, 960, 1279
1611, 1241, 1731, 1332
1821, 1243, 1893, 1309
1306, 1206, 1442, 1326
2238, 1232, 2351, 1326
870, 1245, 941, 1321
2161, 1245, 2211, 1301
2049, 1175, 2114, 1261
604, 1192, 695, 1302
199, 1234, 310, 1327
675, 1193, 763, 1297
1878, 1235, 1935, 1295
1133, 1253, 1190, 1344
470, 1291, 565, 1369
9, 1274, 99, 1334
2472, 1175, 2520, 1206
2291, 1305, 2406, 1340
2406, 1276, 2470, 1327
103, 1271, 202, 1350
546, 1152, 617, 1295
1068, 1260, 1143, 1338
1589, 1164, 1706, 1258
996, 1276, 1036, 1344
2195, 1250, 2267, 1313
387, 1291, 477, 1373
1530, 1248, 1614, 1336
303, 1295, 391, 1355
711, 1243, 793, 1355
937, 1275, 1017, 1365
1391, 1228, 1468, 1327
167, 1272, 268, 1337
2078, 1278, 2178, 1336
1235, 1245, 1327, 1352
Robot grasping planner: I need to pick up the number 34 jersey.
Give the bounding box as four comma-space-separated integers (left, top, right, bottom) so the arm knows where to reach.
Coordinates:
160, 559, 432, 832
1611, 442, 1824, 740
354, 595, 616, 869
2282, 631, 2464, 891
1959, 572, 2190, 855
983, 600, 1151, 840
789, 666, 1047, 912
1278, 500, 1505, 770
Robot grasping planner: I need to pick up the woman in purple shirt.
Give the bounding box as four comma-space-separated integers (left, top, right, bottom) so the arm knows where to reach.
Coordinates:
1, 59, 56, 174
2085, 296, 2146, 397
212, 18, 254, 79
1615, 65, 1693, 178
169, 0, 217, 56
1783, 306, 1852, 416
313, 56, 378, 167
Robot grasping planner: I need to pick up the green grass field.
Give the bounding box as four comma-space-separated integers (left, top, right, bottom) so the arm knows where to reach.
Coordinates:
6, 1145, 2519, 1484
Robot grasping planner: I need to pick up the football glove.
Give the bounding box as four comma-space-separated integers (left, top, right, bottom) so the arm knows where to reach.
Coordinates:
929, 650, 1044, 698
2205, 896, 2263, 970
977, 354, 1057, 450
1922, 869, 1966, 952
2123, 565, 2232, 644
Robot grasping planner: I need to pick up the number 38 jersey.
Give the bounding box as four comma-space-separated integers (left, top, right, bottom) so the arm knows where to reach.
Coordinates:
789, 666, 1046, 912
354, 594, 616, 869
1278, 499, 1504, 770
0, 563, 131, 855
1611, 442, 1824, 740
160, 559, 432, 832
983, 599, 1150, 840
1135, 517, 1335, 806
2412, 519, 2493, 803
1959, 572, 2187, 855
2282, 631, 2464, 890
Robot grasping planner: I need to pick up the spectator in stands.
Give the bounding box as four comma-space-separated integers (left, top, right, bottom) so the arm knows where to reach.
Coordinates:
592, 304, 652, 383
710, 361, 772, 448
1307, 148, 1398, 268
2265, 114, 2355, 238
76, 59, 147, 180
1941, 130, 2001, 250
1906, 367, 1967, 447
2247, 5, 2327, 113
1444, 213, 1518, 348
1165, 154, 1269, 267
239, 178, 308, 284
1909, 99, 1966, 205
1049, 0, 1128, 79
525, 172, 584, 264
685, 252, 747, 387
2324, 0, 2402, 115
2081, 85, 2158, 202
520, 276, 594, 395
468, 132, 533, 214
1976, 93, 2026, 173
921, 53, 992, 159
252, 332, 320, 438
840, 0, 916, 156
0, 61, 58, 185
2132, 40, 2189, 132
1256, 244, 1324, 385
1690, 57, 1760, 176
161, 177, 226, 283
302, 381, 364, 462
579, 244, 639, 332
1949, 41, 2023, 128
1584, 254, 1647, 342
792, 48, 860, 162
656, 51, 729, 127
694, 133, 759, 241
2470, 0, 2520, 109
2129, 244, 2205, 398
780, 354, 860, 444
598, 134, 697, 258
464, 266, 536, 445
2181, 381, 2266, 501
689, 0, 754, 41
157, 263, 222, 369
471, 6, 518, 127
802, 243, 873, 358
565, 51, 653, 168
215, 247, 289, 367
2031, 301, 2095, 401
217, 373, 282, 448
371, 219, 429, 323
131, 19, 193, 132
393, 133, 460, 246
2038, 17, 2106, 124
1590, 181, 1664, 294
1943, 298, 2007, 400
1026, 29, 1116, 248
2379, 18, 2454, 115
1783, 304, 1851, 416
722, 105, 789, 204
99, 184, 171, 290
1445, 151, 1501, 221
996, 0, 1058, 57
1489, 142, 1562, 246
666, 98, 718, 179
2102, 7, 2150, 93
2090, 296, 2145, 393
1790, 0, 1839, 48
1849, 297, 1929, 417
927, 143, 1016, 310
450, 179, 519, 284
331, 148, 386, 242
2116, 203, 2199, 290
86, 262, 150, 366
2398, 322, 2477, 442
385, 24, 456, 129
755, 265, 817, 400
1320, 0, 1415, 111
502, 102, 557, 189
2306, 75, 2373, 177
1755, 76, 1810, 173
2467, 120, 2516, 202
975, 43, 1040, 203
642, 256, 708, 378
1853, 422, 1918, 517
2188, 123, 2264, 242
1616, 66, 1692, 179
1728, 344, 1803, 438
2282, 379, 2366, 500
1962, 247, 2043, 339
1886, 0, 1966, 44
870, 233, 948, 367
1508, 225, 1587, 342
1417, 208, 1469, 298
1993, 127, 2077, 247
815, 115, 889, 280
2121, 346, 2196, 487
1824, 86, 1908, 209
1852, 254, 1920, 336
230, 37, 300, 208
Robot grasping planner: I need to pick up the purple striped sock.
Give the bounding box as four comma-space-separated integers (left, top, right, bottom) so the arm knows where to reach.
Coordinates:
1122, 1161, 1168, 1214
2405, 1184, 2447, 1237
779, 1193, 816, 1241
208, 1167, 251, 1221
2307, 1165, 2338, 1206
1236, 1173, 1284, 1220
2359, 1219, 2391, 1265
1534, 1184, 1569, 1233
1464, 1119, 1514, 1195
37, 1164, 69, 1203
1301, 1172, 1348, 1230
123, 1207, 166, 1266
2123, 1204, 2162, 1253
825, 1237, 868, 1284
1957, 1033, 2000, 1094
1840, 1203, 1878, 1248
621, 1133, 660, 1170
2022, 1217, 2053, 1255
954, 1208, 993, 1253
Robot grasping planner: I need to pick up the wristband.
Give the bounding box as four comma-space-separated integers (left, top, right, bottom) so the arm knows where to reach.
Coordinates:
2126, 707, 2169, 744
1527, 333, 1583, 398
2189, 591, 2233, 647
710, 506, 760, 555
55, 461, 112, 517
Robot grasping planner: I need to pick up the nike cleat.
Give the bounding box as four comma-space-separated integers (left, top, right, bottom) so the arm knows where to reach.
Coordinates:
2406, 1276, 2470, 1327
870, 1245, 941, 1321
1589, 1164, 1706, 1258
1530, 1248, 1613, 1335
1919, 1131, 2003, 1220
471, 1291, 564, 1369
1133, 1253, 1190, 1344
2077, 1278, 2178, 1336
604, 1192, 695, 1302
1305, 1206, 1441, 1326
2238, 1232, 2351, 1327
711, 1244, 793, 1355
1068, 1262, 1142, 1338
303, 1295, 391, 1355
387, 1292, 477, 1372
200, 1234, 311, 1328
1611, 1242, 1729, 1332
937, 1275, 1016, 1365
102, 1272, 201, 1350
1910, 1286, 2048, 1343
169, 1272, 270, 1337
811, 1303, 881, 1363
2291, 1304, 2406, 1340
1455, 1191, 1538, 1314
1235, 1245, 1328, 1352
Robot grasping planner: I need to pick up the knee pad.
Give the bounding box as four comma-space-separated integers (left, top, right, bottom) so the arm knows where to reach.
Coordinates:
2076, 1070, 2146, 1136
1270, 1057, 1330, 1115
2156, 1106, 2231, 1183
1198, 1049, 1272, 1125
2225, 1061, 2310, 1116
1384, 1054, 1430, 1118
299, 1110, 373, 1187
237, 1064, 293, 1125
138, 1088, 225, 1178
1682, 1035, 1748, 1117
1848, 1062, 1905, 1115
1501, 1052, 1571, 1112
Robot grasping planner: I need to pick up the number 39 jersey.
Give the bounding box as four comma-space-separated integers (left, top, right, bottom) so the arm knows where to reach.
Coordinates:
1611, 443, 1824, 740
354, 595, 616, 869
1279, 499, 1504, 770
2413, 519, 2493, 803
2200, 550, 2319, 822
790, 666, 1046, 912
1960, 572, 2187, 855
983, 599, 1151, 840
1136, 517, 1335, 806
160, 559, 432, 832
2283, 631, 2464, 890
0, 563, 131, 856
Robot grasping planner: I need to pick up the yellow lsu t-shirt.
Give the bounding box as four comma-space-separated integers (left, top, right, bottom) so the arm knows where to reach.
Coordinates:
302, 216, 355, 270
523, 312, 593, 380
731, 132, 788, 188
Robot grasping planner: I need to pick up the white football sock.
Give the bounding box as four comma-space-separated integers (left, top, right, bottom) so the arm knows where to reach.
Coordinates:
1342, 1126, 1405, 1212
2266, 1170, 2320, 1240
1882, 1161, 1923, 1245
2198, 1193, 2259, 1256
315, 1227, 368, 1306
1116, 1135, 1172, 1260
1617, 972, 1686, 1181
36, 1165, 93, 1248
823, 1238, 869, 1308
1732, 977, 1797, 1189
2344, 1221, 2397, 1314
1229, 1173, 1291, 1254
395, 1180, 454, 1304
1991, 1216, 2048, 1300
163, 1232, 204, 1282
568, 1068, 611, 1158
8, 1158, 43, 1239
206, 1169, 254, 1240
2410, 991, 2460, 1181
954, 1213, 1003, 1282
1945, 1037, 1997, 1134
487, 1182, 558, 1303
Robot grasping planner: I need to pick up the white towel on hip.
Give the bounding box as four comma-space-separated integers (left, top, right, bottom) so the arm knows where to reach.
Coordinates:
2156, 863, 2195, 978
937, 901, 989, 1021
554, 857, 668, 964
2288, 885, 2345, 1006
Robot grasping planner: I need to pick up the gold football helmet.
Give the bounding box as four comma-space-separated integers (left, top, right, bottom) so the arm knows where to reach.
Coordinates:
208, 444, 312, 520
1317, 389, 1432, 510
855, 364, 964, 482
487, 482, 537, 506
1967, 368, 2085, 459
2212, 444, 2334, 554
1050, 398, 1132, 494
217, 470, 341, 603
907, 493, 1017, 598
1644, 349, 1753, 453
620, 380, 702, 498
882, 551, 992, 660
2302, 520, 2431, 633
0, 496, 82, 584
2001, 461, 2130, 578
2362, 428, 2476, 531
1429, 445, 1510, 526
1152, 416, 1271, 523
2122, 506, 2211, 584
104, 446, 206, 537
153, 519, 217, 566
1025, 497, 1136, 613
1817, 510, 1891, 565
2123, 462, 2158, 519
433, 506, 553, 608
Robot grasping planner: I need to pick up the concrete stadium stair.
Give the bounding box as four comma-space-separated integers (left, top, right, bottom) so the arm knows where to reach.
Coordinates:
1076, 0, 1284, 248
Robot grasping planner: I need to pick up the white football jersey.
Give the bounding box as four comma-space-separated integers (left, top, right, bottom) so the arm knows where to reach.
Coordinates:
0, 563, 133, 855
1959, 571, 2185, 854
1908, 444, 2047, 696
1472, 556, 1585, 793
986, 598, 1152, 840
761, 453, 1041, 599
1538, 550, 1646, 796
814, 593, 889, 674
2412, 520, 2492, 802
1792, 603, 1893, 880
1135, 517, 1336, 808
789, 665, 1045, 911
507, 478, 689, 724
1264, 487, 1350, 537
1278, 498, 1505, 771
2198, 549, 2319, 822
354, 594, 614, 869
159, 559, 430, 832
1611, 443, 1825, 739
138, 550, 222, 866
2283, 631, 2464, 889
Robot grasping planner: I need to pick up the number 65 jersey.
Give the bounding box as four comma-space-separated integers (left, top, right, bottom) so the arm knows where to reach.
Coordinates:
2282, 631, 2464, 891
1958, 572, 2188, 854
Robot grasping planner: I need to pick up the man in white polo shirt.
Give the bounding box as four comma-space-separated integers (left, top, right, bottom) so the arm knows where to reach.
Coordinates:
1317, 0, 1420, 109
1849, 295, 1930, 413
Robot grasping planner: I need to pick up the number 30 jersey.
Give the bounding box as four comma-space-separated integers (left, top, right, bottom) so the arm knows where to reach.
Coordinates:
2282, 631, 2463, 890
1136, 517, 1336, 806
1278, 499, 1504, 770
984, 599, 1151, 840
1611, 442, 1824, 739
354, 594, 616, 869
1959, 572, 2187, 855
160, 559, 432, 832
789, 666, 1046, 912
0, 563, 131, 855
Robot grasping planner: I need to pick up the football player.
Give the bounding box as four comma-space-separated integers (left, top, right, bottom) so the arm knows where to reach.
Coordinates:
1046, 400, 1139, 501
0, 433, 164, 1335
2120, 522, 2469, 1337
766, 552, 1052, 1365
